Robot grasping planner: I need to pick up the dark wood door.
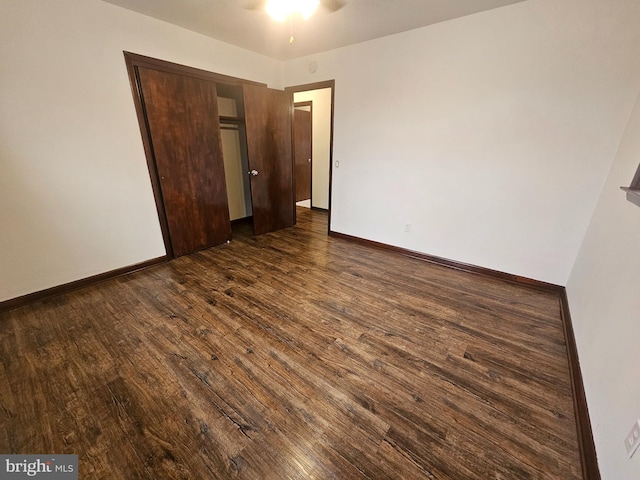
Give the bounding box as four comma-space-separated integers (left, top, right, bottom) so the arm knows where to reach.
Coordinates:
294, 108, 312, 202
242, 84, 295, 235
137, 67, 231, 257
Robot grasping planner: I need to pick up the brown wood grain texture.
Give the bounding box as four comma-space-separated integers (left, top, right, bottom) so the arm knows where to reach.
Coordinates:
124, 53, 264, 258
138, 67, 231, 256
558, 292, 601, 480
243, 84, 295, 236
294, 108, 312, 202
0, 209, 585, 479
0, 256, 166, 314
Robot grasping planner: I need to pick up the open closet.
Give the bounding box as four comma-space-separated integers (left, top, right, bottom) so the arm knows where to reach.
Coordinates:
124, 52, 295, 258
217, 84, 252, 224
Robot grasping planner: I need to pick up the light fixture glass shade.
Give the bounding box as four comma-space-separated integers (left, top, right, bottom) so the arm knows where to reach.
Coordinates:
265, 0, 320, 22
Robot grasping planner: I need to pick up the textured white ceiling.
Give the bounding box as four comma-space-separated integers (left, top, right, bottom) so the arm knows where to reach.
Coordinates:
102, 0, 527, 60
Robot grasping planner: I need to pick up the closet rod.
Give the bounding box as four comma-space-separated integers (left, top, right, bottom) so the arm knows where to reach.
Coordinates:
219, 115, 244, 125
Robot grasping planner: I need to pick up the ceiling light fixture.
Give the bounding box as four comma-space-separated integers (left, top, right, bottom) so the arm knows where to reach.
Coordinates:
265, 0, 320, 22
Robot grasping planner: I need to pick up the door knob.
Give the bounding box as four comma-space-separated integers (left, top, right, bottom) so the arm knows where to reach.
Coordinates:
249, 169, 259, 176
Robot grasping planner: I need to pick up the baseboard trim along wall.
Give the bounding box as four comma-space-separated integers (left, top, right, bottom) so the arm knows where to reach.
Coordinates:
328, 230, 600, 480
0, 228, 600, 479
558, 290, 601, 480
0, 256, 167, 314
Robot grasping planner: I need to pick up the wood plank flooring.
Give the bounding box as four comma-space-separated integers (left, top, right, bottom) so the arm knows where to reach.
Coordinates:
0, 208, 582, 479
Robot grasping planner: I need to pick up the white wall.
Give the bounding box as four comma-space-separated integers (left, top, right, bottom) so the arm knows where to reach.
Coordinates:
567, 90, 640, 479
0, 0, 282, 301
284, 0, 640, 285
293, 89, 332, 210
220, 129, 252, 221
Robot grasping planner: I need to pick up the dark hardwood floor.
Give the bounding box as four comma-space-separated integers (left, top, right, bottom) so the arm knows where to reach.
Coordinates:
0, 208, 582, 479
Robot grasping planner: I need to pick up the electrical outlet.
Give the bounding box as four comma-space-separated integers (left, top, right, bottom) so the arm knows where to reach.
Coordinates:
404, 223, 412, 233
625, 419, 640, 458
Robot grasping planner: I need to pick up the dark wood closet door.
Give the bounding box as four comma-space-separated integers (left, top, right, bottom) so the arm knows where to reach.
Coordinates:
294, 109, 312, 202
137, 67, 231, 257
243, 84, 295, 235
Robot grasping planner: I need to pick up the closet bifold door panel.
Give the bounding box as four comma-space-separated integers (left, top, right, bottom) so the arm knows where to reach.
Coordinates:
242, 84, 295, 235
137, 67, 231, 257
